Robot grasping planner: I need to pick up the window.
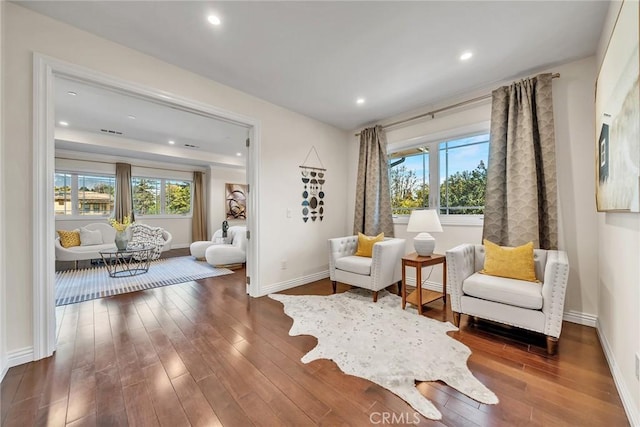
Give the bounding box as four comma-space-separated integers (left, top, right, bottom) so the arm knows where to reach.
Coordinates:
389, 133, 489, 217
54, 172, 115, 216
133, 177, 192, 216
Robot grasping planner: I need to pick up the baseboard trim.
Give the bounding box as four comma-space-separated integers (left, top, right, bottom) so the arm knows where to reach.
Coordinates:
260, 270, 329, 296
0, 359, 7, 383
7, 346, 34, 370
170, 243, 190, 249
596, 320, 639, 427
562, 310, 597, 327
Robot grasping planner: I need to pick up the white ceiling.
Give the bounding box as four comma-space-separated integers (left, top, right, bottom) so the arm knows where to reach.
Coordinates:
54, 76, 249, 167
21, 1, 609, 131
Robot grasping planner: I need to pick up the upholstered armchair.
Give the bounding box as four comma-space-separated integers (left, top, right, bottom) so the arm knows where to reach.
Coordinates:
446, 244, 569, 354
190, 226, 247, 267
328, 235, 406, 302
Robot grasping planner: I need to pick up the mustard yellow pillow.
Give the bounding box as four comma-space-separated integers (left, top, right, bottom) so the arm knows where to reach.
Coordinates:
354, 232, 384, 257
480, 239, 538, 282
57, 229, 80, 248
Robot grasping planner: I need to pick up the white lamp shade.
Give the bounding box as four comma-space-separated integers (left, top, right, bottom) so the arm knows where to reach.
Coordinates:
407, 210, 442, 256
406, 209, 443, 233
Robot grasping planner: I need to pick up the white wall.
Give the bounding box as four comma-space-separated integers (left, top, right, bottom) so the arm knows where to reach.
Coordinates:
348, 57, 600, 320
595, 2, 639, 424
3, 3, 349, 355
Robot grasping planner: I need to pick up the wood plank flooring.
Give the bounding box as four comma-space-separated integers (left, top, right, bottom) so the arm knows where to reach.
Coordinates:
1, 271, 630, 426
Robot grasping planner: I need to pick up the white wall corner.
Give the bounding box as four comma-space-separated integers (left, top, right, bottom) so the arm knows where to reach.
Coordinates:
260, 270, 330, 296
596, 320, 639, 427
0, 0, 7, 383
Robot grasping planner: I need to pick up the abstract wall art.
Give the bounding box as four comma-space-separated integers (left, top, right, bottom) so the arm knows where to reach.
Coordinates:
225, 183, 247, 220
300, 146, 326, 222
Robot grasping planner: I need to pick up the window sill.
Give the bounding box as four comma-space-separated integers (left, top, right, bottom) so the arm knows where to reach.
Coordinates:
393, 215, 484, 227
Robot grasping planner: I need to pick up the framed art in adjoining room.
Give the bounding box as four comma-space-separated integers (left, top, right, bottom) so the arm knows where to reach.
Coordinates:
225, 183, 247, 220
595, 0, 639, 212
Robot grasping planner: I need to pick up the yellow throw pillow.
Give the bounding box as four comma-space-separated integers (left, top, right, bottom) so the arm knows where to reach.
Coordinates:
354, 232, 384, 257
480, 239, 538, 282
57, 229, 80, 248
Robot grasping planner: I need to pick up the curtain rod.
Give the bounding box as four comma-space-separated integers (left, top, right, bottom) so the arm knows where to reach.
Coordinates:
354, 73, 560, 137
55, 156, 204, 174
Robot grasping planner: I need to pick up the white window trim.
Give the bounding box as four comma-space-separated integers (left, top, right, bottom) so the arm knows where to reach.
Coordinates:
54, 171, 116, 217
388, 121, 490, 226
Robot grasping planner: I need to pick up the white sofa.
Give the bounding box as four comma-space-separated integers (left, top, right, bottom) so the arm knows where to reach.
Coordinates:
55, 222, 172, 264
190, 226, 247, 266
328, 235, 406, 302
446, 243, 569, 354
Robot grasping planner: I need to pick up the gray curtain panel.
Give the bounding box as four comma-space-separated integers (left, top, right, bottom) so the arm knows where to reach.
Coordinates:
353, 125, 395, 237
483, 73, 558, 249
115, 162, 135, 223
192, 171, 208, 242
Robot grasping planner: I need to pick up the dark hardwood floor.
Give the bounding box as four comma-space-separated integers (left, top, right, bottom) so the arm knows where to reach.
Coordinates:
1, 271, 630, 426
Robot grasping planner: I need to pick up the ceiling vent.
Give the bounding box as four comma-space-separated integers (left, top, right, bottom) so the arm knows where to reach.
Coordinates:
100, 128, 123, 135
184, 143, 199, 148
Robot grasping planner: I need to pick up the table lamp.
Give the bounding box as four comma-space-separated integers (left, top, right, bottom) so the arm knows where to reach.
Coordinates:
406, 209, 443, 256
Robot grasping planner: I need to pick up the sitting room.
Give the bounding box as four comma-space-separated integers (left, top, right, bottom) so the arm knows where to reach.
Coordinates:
0, 1, 638, 426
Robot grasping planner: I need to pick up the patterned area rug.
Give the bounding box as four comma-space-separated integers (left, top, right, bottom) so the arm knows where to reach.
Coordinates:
269, 289, 498, 420
56, 256, 233, 306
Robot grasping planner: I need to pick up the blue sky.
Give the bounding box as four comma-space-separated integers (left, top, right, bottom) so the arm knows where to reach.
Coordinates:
400, 134, 489, 184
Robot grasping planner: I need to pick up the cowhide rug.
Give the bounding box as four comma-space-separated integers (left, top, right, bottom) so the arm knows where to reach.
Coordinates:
269, 289, 498, 420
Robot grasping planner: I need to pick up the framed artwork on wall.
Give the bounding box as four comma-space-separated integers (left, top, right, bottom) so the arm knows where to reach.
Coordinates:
595, 0, 639, 212
225, 183, 247, 220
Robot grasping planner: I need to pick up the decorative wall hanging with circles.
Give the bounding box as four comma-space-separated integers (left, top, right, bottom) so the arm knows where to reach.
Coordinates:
299, 146, 326, 223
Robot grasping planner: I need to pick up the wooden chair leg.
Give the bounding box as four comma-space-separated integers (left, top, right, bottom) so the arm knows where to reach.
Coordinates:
397, 280, 402, 296
452, 312, 461, 327
331, 281, 337, 294
372, 291, 378, 302
546, 336, 559, 355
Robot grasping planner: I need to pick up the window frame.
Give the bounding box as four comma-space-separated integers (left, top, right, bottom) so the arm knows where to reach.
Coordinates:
388, 122, 489, 226
54, 171, 116, 219
132, 175, 194, 218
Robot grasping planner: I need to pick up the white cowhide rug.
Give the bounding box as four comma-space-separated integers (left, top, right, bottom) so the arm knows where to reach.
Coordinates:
269, 289, 498, 420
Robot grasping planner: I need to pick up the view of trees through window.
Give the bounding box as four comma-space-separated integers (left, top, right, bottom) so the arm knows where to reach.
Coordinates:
133, 177, 192, 216
389, 134, 489, 215
54, 173, 115, 216
55, 172, 192, 216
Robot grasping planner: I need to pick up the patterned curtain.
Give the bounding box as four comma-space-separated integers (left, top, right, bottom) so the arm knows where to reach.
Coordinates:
192, 171, 208, 242
483, 73, 558, 249
353, 125, 394, 237
115, 162, 135, 223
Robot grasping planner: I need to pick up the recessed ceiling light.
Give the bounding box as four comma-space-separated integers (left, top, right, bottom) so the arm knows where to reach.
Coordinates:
67, 91, 77, 96
58, 121, 69, 126
207, 15, 221, 26
460, 51, 473, 61
236, 152, 242, 157
168, 140, 175, 145
356, 98, 365, 105
127, 115, 136, 120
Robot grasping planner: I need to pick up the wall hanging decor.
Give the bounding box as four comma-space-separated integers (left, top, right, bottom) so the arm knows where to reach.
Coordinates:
299, 146, 326, 222
595, 0, 639, 212
225, 183, 247, 220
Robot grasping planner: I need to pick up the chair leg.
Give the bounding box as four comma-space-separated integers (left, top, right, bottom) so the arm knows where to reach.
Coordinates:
397, 280, 402, 296
546, 336, 559, 355
452, 312, 461, 327
372, 291, 378, 302
331, 281, 337, 294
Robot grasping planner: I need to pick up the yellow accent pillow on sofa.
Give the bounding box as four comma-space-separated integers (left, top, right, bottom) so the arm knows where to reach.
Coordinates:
354, 232, 384, 257
480, 239, 538, 282
57, 229, 81, 248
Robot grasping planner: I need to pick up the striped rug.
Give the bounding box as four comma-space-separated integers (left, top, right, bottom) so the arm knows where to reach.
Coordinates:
55, 256, 234, 306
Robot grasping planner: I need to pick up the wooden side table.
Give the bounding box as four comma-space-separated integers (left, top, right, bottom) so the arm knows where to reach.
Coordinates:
401, 253, 446, 314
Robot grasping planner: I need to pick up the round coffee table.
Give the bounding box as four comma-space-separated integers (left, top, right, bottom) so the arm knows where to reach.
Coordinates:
99, 245, 154, 278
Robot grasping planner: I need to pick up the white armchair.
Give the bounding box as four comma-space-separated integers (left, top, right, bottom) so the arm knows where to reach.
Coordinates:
328, 235, 406, 302
446, 244, 569, 354
190, 226, 247, 267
